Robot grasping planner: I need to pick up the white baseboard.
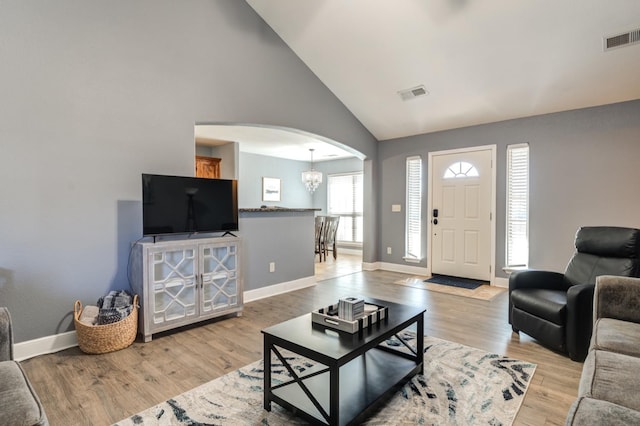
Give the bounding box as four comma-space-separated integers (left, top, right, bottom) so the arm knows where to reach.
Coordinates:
14, 273, 505, 361
362, 261, 429, 276
243, 276, 316, 303
364, 261, 508, 289
14, 277, 316, 361
378, 261, 429, 276
337, 247, 363, 256
493, 276, 509, 288
14, 330, 78, 362
362, 261, 380, 271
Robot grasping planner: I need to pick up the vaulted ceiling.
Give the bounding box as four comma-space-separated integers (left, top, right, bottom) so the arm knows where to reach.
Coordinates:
246, 0, 640, 141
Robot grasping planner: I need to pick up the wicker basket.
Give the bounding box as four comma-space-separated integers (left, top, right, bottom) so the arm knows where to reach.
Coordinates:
73, 294, 139, 354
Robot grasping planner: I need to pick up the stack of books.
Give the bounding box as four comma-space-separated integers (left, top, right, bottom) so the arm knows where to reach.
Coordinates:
338, 297, 365, 321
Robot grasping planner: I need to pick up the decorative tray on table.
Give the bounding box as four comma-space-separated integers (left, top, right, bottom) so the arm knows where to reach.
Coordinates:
311, 300, 388, 333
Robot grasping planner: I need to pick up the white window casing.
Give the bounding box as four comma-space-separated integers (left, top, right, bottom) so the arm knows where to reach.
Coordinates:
405, 156, 422, 261
327, 173, 363, 244
506, 144, 529, 268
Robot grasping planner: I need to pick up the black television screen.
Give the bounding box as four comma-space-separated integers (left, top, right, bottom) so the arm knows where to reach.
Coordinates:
142, 174, 238, 236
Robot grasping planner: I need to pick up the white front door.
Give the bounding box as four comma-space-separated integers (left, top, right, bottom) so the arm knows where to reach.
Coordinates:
430, 148, 493, 280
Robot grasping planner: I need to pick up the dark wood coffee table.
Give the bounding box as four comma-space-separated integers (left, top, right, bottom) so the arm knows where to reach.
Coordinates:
262, 298, 425, 425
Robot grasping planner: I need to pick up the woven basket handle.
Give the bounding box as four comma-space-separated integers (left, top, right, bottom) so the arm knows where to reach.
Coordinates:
73, 300, 83, 320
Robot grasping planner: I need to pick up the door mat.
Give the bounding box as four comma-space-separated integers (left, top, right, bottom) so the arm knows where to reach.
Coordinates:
424, 274, 487, 289
394, 277, 505, 301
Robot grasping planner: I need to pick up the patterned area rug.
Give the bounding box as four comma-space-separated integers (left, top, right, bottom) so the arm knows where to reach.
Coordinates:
115, 335, 535, 425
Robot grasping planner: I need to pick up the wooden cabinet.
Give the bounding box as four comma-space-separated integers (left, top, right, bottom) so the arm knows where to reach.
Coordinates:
131, 236, 242, 341
195, 156, 221, 178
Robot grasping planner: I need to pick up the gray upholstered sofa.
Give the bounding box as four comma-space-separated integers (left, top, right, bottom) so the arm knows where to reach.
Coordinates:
0, 307, 49, 426
566, 275, 640, 424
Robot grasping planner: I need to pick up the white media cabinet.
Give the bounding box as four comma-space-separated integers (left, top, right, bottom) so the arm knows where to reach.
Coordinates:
131, 236, 242, 342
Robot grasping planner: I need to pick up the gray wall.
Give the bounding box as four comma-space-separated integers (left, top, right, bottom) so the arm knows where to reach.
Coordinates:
238, 212, 314, 291
193, 151, 363, 211
238, 152, 313, 209
237, 153, 364, 213
215, 143, 239, 180
236, 155, 362, 290
0, 0, 377, 342
378, 100, 640, 276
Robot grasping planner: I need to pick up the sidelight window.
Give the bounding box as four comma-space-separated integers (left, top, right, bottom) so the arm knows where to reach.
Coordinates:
405, 156, 422, 261
506, 143, 529, 267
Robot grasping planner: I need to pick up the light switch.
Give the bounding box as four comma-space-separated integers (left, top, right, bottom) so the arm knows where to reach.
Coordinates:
392, 204, 402, 212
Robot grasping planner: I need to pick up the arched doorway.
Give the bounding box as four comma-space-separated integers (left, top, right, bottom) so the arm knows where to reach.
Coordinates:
194, 123, 366, 281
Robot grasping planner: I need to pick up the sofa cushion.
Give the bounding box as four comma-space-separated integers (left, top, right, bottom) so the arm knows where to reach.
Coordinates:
591, 318, 640, 358
0, 361, 48, 426
579, 350, 640, 412
510, 288, 567, 324
566, 397, 640, 425
0, 308, 12, 362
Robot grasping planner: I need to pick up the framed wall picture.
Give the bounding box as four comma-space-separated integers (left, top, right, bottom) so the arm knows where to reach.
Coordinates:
262, 177, 281, 202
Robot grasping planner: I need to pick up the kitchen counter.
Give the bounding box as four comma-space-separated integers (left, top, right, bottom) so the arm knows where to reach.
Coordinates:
239, 207, 320, 212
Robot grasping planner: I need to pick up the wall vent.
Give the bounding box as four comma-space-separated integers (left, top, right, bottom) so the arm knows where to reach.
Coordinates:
604, 28, 640, 51
398, 85, 429, 101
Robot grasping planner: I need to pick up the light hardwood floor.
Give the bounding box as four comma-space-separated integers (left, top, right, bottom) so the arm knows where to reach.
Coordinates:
315, 252, 362, 281
21, 260, 582, 425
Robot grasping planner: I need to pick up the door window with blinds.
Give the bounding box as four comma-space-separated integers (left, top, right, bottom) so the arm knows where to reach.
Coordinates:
405, 156, 422, 261
327, 172, 363, 244
506, 144, 529, 267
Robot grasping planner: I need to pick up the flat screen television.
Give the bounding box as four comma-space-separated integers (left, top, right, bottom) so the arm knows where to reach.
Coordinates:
142, 174, 238, 236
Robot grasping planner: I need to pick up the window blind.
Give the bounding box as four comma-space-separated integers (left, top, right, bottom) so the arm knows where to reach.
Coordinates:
506, 144, 529, 267
405, 156, 422, 260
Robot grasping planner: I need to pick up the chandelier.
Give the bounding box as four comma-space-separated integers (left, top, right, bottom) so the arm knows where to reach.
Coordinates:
301, 148, 323, 193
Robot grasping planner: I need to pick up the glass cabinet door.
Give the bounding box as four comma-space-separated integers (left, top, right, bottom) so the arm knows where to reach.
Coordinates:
149, 247, 197, 324
200, 243, 238, 314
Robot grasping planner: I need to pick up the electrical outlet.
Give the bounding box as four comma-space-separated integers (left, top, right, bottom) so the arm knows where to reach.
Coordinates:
387, 247, 392, 254
269, 262, 275, 272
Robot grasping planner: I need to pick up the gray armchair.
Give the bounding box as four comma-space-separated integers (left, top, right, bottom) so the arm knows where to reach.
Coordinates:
0, 307, 49, 426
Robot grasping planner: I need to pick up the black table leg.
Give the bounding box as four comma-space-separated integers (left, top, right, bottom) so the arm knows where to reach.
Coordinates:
264, 335, 272, 411
417, 314, 424, 374
329, 364, 339, 425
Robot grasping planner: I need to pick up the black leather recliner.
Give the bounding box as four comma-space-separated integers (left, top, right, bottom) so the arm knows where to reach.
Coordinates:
509, 226, 640, 362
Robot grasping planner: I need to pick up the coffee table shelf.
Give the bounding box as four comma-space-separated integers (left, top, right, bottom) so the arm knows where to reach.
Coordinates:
271, 347, 419, 424
262, 298, 425, 426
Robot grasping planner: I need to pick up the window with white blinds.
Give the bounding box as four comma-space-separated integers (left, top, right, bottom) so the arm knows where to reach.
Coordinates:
506, 144, 529, 267
327, 173, 363, 244
405, 156, 422, 260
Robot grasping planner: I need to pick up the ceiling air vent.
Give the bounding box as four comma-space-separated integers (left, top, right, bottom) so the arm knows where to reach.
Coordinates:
604, 28, 640, 51
398, 85, 429, 101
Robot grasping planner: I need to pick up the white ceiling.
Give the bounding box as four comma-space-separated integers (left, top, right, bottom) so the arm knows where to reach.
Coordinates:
198, 2, 640, 160
195, 124, 359, 162
246, 0, 640, 141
